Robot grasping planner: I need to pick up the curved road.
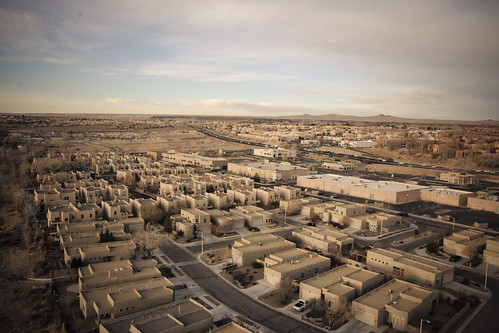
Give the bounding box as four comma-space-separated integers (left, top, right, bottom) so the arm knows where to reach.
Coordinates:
160, 239, 322, 333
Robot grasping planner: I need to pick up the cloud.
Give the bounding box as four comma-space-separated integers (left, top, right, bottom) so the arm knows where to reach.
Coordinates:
105, 98, 139, 105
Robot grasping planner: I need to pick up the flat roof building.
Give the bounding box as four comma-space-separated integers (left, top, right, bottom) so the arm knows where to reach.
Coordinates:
232, 234, 296, 266
264, 248, 331, 287
228, 161, 316, 182
297, 174, 427, 204
80, 277, 174, 323
352, 279, 438, 331
483, 235, 499, 266
299, 264, 384, 311
99, 298, 213, 333
367, 248, 454, 288
292, 226, 354, 254
443, 229, 492, 259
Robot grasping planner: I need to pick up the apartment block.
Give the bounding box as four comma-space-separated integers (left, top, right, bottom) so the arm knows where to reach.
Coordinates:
352, 279, 438, 331
292, 226, 354, 254
299, 264, 384, 311
264, 248, 330, 287
440, 172, 478, 185
102, 200, 133, 220
64, 240, 136, 266
274, 185, 301, 200
184, 194, 209, 210
162, 152, 228, 170
156, 195, 187, 214
443, 229, 492, 258
232, 234, 296, 266
208, 209, 245, 233
99, 298, 213, 333
279, 197, 322, 214
254, 187, 279, 206
230, 205, 273, 227
80, 277, 174, 323
227, 189, 258, 206
78, 259, 160, 291
207, 192, 234, 209
367, 248, 454, 288
228, 161, 316, 182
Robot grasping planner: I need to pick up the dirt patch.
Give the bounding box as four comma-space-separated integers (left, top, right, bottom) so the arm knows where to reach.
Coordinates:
220, 265, 264, 289
258, 289, 298, 308
201, 248, 231, 265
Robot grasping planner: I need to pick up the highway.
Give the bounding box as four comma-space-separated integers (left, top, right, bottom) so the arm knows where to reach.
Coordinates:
159, 239, 322, 333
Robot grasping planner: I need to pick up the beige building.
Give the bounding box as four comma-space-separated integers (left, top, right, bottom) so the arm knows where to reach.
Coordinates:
156, 195, 187, 214
443, 229, 492, 258
483, 235, 499, 266
99, 298, 213, 333
323, 161, 361, 172
254, 188, 279, 206
162, 152, 228, 170
184, 194, 209, 210
228, 161, 317, 182
64, 240, 136, 266
440, 172, 478, 185
232, 234, 296, 266
207, 192, 234, 209
212, 322, 254, 333
367, 248, 454, 288
297, 174, 427, 204
230, 205, 273, 227
78, 259, 160, 291
180, 208, 212, 234
102, 200, 133, 220
264, 248, 330, 287
253, 147, 296, 159
80, 277, 174, 323
227, 189, 258, 205
420, 188, 473, 207
209, 209, 245, 233
292, 226, 354, 254
274, 185, 301, 200
299, 264, 384, 311
279, 197, 322, 214
352, 279, 439, 331
467, 195, 499, 213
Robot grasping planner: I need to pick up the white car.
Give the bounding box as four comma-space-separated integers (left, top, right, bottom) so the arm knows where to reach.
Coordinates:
293, 299, 308, 311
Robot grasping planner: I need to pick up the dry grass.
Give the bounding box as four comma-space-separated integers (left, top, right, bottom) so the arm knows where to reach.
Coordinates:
200, 248, 231, 265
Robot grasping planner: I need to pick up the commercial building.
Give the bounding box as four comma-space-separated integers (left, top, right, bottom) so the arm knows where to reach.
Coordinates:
420, 188, 473, 207
253, 147, 297, 159
99, 298, 213, 333
162, 152, 228, 170
467, 195, 499, 213
367, 248, 454, 288
299, 265, 384, 311
292, 226, 354, 254
228, 161, 316, 182
483, 236, 499, 266
297, 174, 427, 205
443, 229, 492, 259
232, 234, 296, 266
263, 248, 330, 287
352, 279, 439, 331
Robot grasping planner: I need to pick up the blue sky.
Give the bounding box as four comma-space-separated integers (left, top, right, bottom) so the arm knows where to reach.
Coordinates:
0, 0, 498, 120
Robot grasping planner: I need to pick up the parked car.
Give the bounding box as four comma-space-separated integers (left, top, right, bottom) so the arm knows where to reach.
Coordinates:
398, 212, 409, 217
449, 255, 461, 262
306, 222, 316, 227
293, 299, 308, 312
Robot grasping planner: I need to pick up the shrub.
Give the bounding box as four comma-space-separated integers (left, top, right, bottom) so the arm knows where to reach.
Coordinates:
251, 262, 263, 269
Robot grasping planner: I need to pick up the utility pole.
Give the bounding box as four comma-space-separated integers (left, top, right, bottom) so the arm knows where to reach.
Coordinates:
484, 261, 488, 291
201, 232, 204, 255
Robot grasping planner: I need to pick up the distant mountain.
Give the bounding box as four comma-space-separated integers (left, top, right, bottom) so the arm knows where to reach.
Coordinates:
280, 113, 498, 125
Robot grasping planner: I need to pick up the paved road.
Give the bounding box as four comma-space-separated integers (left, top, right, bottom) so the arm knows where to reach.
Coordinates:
457, 268, 498, 333
159, 239, 322, 333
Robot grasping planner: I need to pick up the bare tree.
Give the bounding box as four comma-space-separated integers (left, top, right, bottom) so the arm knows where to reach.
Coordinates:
276, 278, 297, 305
339, 216, 351, 227
464, 246, 477, 260
133, 224, 162, 259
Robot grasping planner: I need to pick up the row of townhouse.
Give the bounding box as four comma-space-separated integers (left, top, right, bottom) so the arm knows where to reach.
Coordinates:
172, 205, 273, 239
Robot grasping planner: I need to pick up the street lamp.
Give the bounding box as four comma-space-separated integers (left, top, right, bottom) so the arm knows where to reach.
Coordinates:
449, 216, 455, 232
420, 319, 430, 333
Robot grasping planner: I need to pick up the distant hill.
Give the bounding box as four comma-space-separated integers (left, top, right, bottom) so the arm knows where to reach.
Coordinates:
279, 113, 499, 125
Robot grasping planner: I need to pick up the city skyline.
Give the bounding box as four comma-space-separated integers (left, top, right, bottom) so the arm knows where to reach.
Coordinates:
1, 0, 498, 120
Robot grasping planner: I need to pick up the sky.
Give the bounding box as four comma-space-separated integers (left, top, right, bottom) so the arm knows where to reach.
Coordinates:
0, 0, 498, 120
